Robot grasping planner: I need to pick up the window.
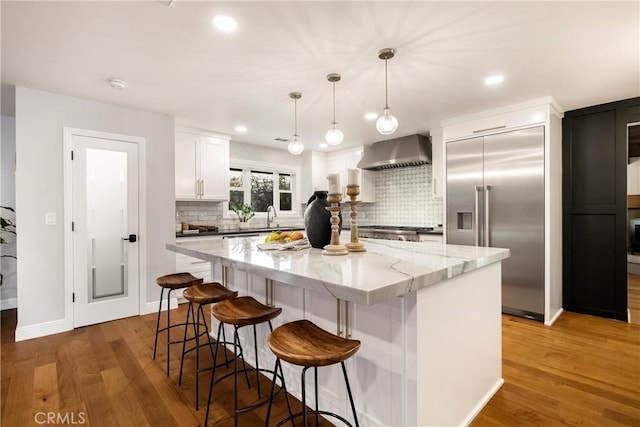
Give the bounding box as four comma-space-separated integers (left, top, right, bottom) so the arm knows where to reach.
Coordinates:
228, 163, 297, 215
279, 174, 292, 211
229, 168, 244, 207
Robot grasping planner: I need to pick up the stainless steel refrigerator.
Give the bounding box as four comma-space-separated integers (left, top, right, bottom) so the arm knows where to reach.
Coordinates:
446, 126, 545, 321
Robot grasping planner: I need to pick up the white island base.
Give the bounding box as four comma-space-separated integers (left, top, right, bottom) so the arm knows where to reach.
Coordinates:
167, 237, 506, 426
203, 262, 502, 427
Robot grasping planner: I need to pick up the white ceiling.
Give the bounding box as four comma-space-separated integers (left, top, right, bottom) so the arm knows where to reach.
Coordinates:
2, 1, 638, 152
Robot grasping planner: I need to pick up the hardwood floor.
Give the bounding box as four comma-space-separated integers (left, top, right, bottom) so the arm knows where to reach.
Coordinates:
2, 301, 639, 426
628, 274, 640, 325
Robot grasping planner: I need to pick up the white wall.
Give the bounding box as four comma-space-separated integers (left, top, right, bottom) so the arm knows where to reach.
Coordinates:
1, 115, 17, 309
230, 140, 302, 167
15, 86, 175, 337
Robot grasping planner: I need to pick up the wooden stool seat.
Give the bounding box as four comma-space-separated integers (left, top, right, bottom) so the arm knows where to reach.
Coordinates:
212, 296, 282, 327
183, 282, 237, 305
205, 296, 290, 426
153, 272, 203, 377
179, 282, 238, 410
268, 319, 361, 367
157, 272, 203, 289
266, 319, 361, 426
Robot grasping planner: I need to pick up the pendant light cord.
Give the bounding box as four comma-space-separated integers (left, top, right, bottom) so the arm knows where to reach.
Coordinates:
332, 81, 337, 125
384, 58, 390, 110
294, 97, 298, 138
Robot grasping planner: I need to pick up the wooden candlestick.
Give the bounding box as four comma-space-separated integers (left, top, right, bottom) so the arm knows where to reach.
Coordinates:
322, 193, 348, 256
345, 185, 366, 252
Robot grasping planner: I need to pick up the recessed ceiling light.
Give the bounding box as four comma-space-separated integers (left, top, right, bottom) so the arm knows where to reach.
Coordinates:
212, 15, 238, 32
234, 125, 247, 133
319, 143, 328, 148
108, 78, 126, 90
364, 112, 378, 121
484, 75, 504, 86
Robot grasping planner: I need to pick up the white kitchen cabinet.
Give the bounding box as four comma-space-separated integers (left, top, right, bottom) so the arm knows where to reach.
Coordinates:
300, 150, 328, 200
175, 128, 229, 201
430, 130, 444, 199
326, 147, 375, 202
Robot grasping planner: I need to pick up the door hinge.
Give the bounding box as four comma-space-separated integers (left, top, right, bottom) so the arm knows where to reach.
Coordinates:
72, 293, 75, 303
71, 221, 75, 231
71, 150, 74, 160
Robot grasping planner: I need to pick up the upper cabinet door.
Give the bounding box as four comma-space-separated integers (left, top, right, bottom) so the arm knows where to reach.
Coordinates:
175, 133, 199, 199
199, 137, 229, 201
175, 130, 230, 201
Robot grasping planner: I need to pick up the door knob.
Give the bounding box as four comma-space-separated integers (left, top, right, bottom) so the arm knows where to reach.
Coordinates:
123, 234, 137, 243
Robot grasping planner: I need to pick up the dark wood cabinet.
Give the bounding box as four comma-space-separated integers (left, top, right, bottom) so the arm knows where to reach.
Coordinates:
563, 97, 640, 321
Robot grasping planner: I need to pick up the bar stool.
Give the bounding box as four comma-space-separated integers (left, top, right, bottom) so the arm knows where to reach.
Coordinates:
204, 296, 292, 427
178, 282, 238, 410
265, 319, 361, 427
153, 272, 203, 376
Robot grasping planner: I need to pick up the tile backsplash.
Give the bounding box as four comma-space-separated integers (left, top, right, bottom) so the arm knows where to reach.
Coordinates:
175, 164, 443, 231
359, 164, 443, 227
176, 201, 304, 232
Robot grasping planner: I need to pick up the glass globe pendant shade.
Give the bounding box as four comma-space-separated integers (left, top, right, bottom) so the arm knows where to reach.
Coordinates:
376, 108, 399, 135
325, 125, 344, 146
288, 138, 304, 155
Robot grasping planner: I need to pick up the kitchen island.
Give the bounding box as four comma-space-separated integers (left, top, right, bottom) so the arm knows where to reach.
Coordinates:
167, 236, 509, 426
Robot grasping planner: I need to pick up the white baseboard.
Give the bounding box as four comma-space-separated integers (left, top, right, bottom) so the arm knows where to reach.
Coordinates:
0, 297, 17, 311
143, 297, 179, 315
15, 318, 72, 342
14, 298, 181, 342
461, 378, 504, 426
545, 308, 564, 326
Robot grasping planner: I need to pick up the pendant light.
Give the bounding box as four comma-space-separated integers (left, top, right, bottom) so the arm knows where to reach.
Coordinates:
325, 73, 344, 146
288, 92, 304, 155
376, 48, 399, 135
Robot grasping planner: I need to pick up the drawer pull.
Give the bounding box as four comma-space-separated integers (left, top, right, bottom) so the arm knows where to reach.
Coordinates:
190, 260, 208, 265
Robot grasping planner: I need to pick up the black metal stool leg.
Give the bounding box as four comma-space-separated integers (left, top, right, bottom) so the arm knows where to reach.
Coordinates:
314, 367, 319, 426
204, 321, 225, 427
342, 361, 360, 427
234, 326, 240, 427
153, 287, 165, 360
253, 324, 261, 400
165, 288, 175, 376
178, 301, 195, 385
301, 366, 310, 427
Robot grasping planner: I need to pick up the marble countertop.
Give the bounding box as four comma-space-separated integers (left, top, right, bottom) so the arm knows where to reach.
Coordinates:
166, 235, 509, 306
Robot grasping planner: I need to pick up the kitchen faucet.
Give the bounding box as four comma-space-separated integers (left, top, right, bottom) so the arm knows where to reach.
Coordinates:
266, 205, 277, 229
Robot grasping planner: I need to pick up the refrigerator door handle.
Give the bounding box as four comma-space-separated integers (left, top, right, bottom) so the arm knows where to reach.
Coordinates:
474, 185, 482, 246
485, 185, 492, 247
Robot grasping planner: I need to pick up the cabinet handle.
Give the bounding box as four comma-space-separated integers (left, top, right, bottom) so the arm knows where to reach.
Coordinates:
485, 185, 491, 247
474, 186, 482, 246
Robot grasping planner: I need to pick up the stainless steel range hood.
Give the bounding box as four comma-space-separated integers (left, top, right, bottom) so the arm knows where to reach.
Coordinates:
357, 134, 432, 170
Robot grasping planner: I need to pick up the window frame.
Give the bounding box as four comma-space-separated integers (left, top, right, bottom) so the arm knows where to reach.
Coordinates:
225, 159, 300, 219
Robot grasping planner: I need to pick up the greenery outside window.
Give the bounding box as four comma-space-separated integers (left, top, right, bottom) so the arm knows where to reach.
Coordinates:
227, 161, 298, 217
229, 168, 244, 208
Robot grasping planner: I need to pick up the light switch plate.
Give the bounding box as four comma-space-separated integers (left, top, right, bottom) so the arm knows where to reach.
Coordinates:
45, 212, 56, 225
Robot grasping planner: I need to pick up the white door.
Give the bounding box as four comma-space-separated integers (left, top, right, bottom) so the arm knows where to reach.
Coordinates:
71, 134, 140, 327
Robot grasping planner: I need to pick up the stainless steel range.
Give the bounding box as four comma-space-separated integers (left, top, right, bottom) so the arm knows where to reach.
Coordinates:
357, 225, 435, 242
